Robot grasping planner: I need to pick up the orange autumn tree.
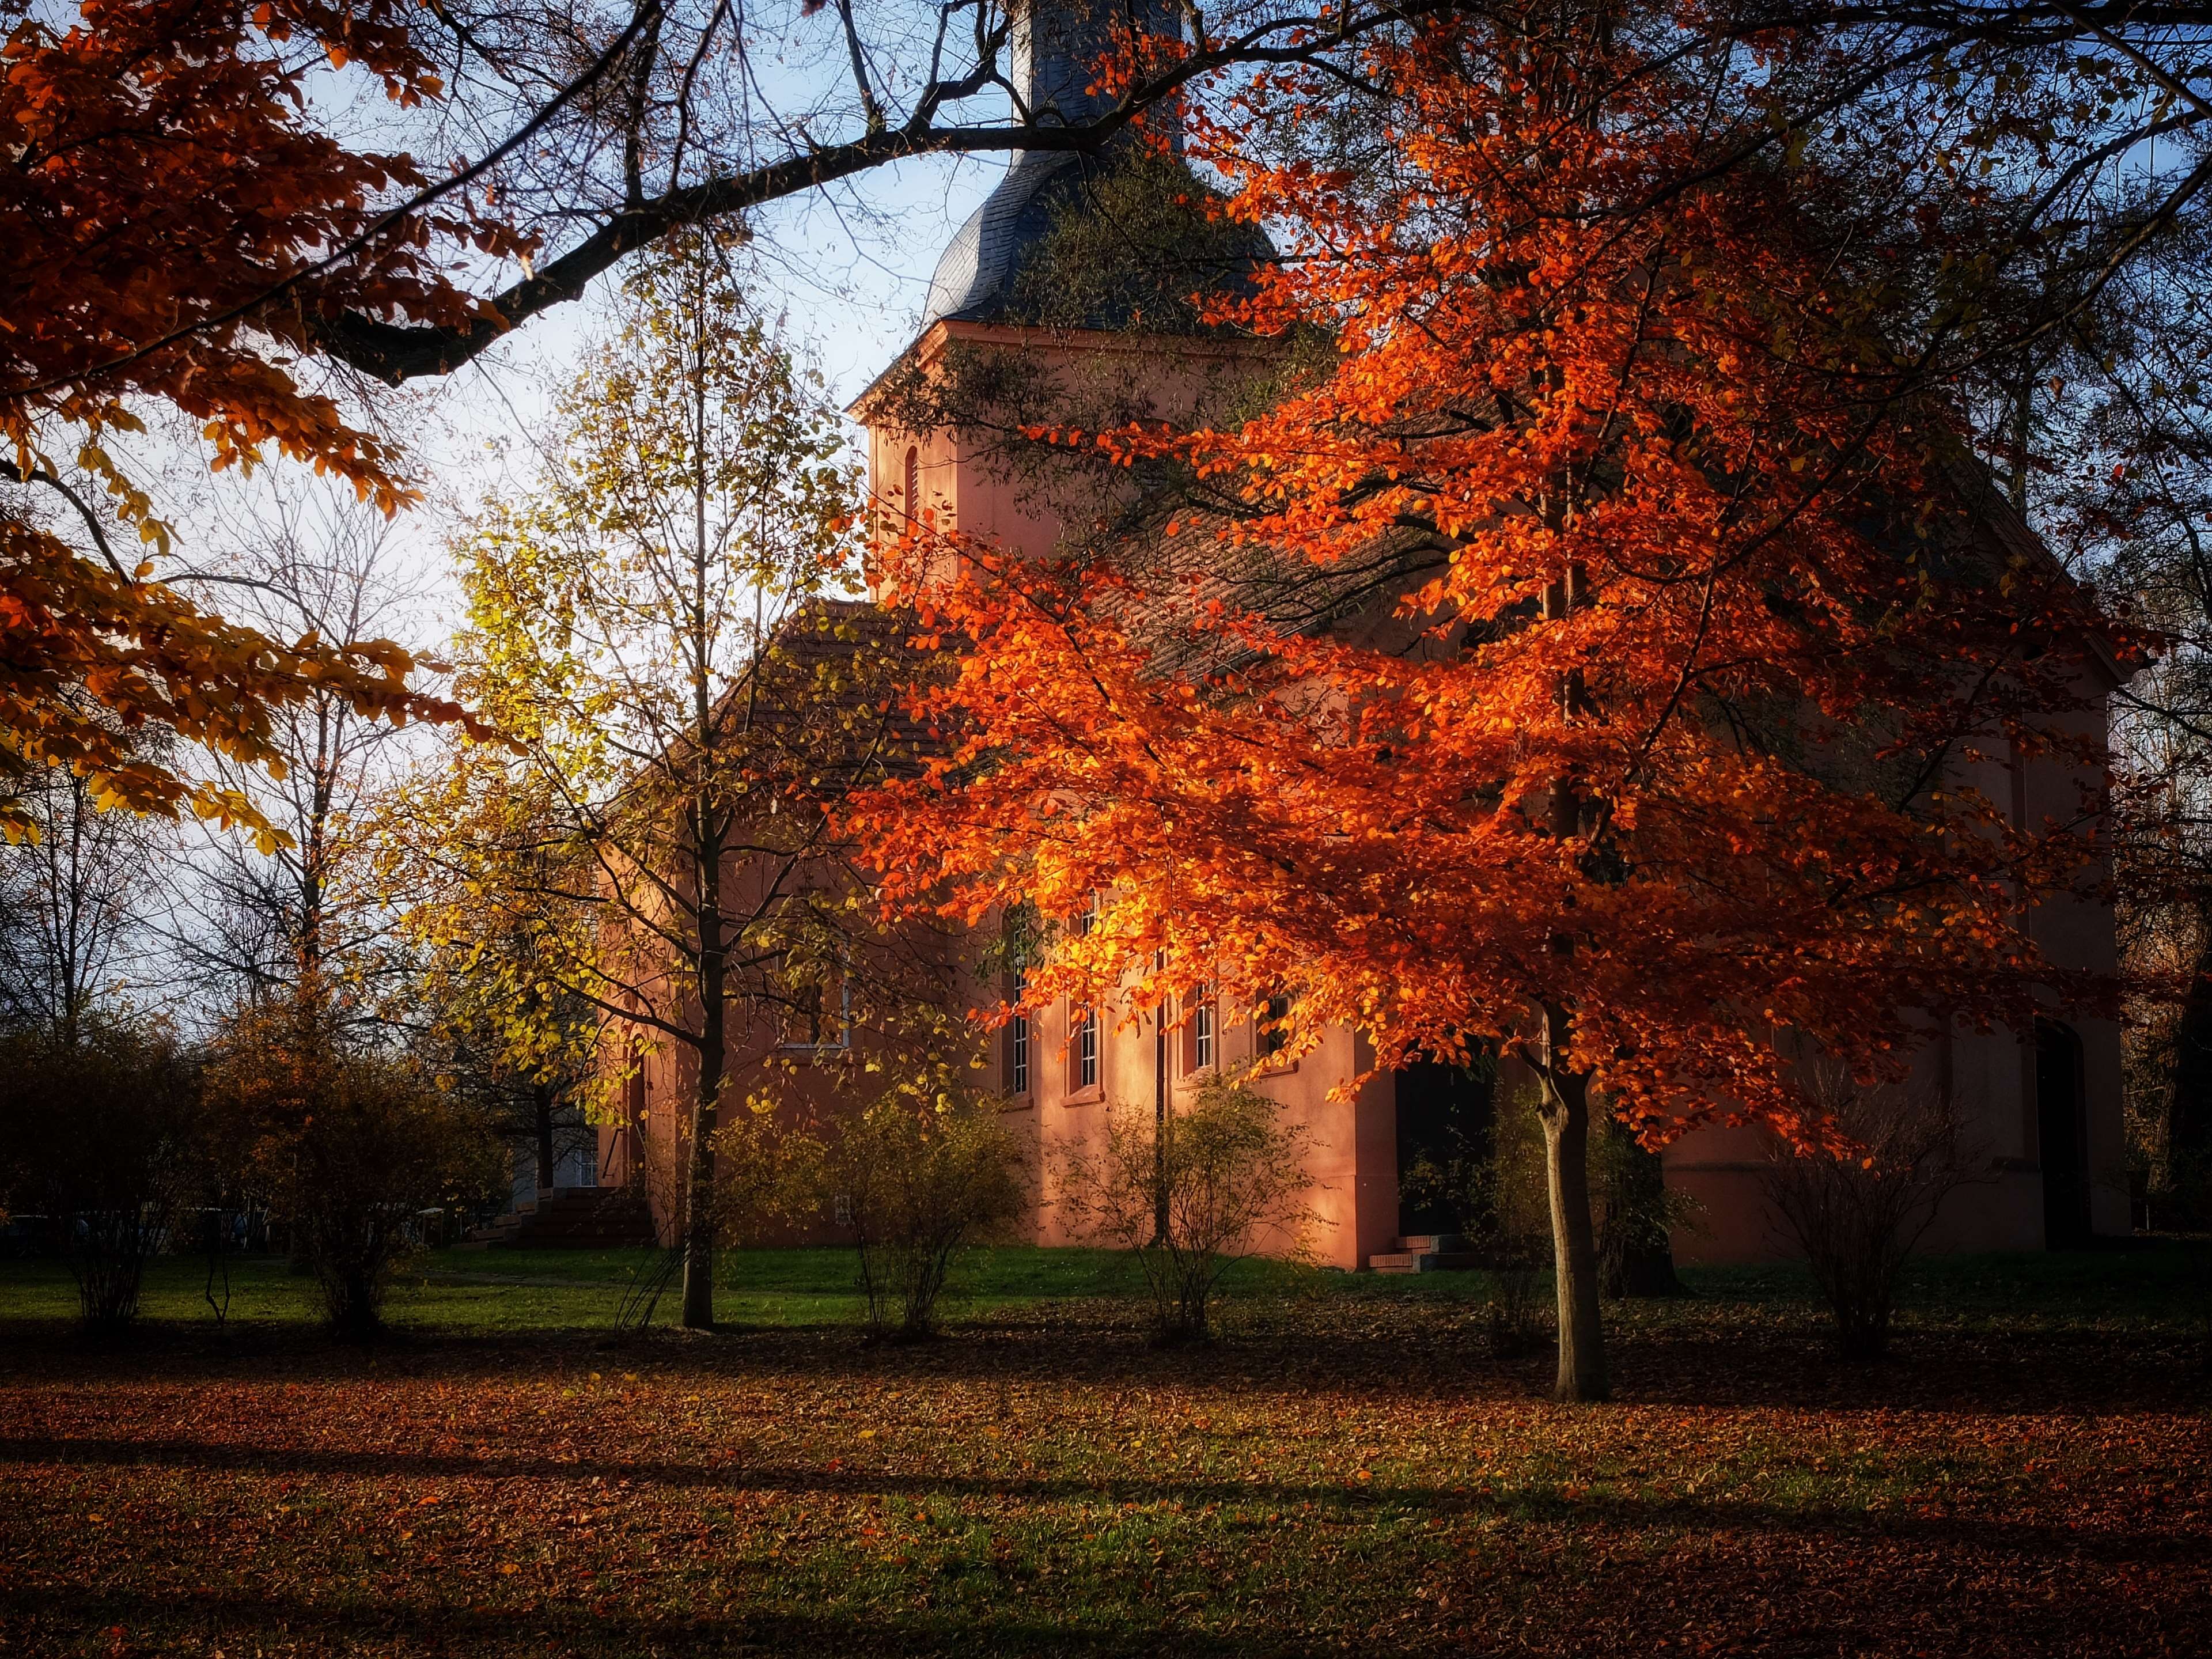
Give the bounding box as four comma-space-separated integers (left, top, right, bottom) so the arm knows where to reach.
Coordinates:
1, 0, 513, 836
854, 12, 2137, 1400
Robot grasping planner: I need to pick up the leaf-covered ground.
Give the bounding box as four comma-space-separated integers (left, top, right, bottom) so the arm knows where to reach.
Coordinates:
1, 1248, 2206, 1657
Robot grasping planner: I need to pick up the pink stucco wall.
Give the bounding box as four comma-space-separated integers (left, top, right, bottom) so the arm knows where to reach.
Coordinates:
772, 319, 2137, 1270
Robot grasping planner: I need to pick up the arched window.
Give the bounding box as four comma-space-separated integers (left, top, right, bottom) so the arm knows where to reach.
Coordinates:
2035, 1018, 2089, 1248
617, 1037, 647, 1188
903, 445, 921, 525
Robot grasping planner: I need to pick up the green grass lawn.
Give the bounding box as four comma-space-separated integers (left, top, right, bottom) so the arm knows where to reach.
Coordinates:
0, 1242, 1354, 1334
1, 1244, 2206, 1657
1, 1238, 2201, 1339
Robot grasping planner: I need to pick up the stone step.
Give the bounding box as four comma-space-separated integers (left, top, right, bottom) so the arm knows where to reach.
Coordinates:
1368, 1250, 1484, 1275
467, 1188, 655, 1249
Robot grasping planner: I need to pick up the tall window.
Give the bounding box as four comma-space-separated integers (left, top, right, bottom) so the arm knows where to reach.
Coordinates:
1009, 969, 1030, 1096
619, 1039, 648, 1185
903, 445, 921, 524
779, 953, 851, 1051
1261, 994, 1293, 1057
1077, 1006, 1098, 1090
1180, 988, 1217, 1074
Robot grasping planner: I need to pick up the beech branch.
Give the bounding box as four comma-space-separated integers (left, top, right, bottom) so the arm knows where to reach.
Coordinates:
0, 460, 131, 584
312, 1, 1455, 384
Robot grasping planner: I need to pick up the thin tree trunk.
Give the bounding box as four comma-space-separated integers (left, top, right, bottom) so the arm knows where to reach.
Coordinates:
679, 757, 726, 1331
533, 1081, 556, 1193
679, 257, 721, 1335
680, 1052, 718, 1327
681, 846, 725, 1328
1153, 999, 1169, 1247
1537, 1008, 1608, 1402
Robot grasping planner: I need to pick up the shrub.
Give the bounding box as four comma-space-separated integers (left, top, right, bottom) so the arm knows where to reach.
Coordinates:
1760, 1067, 1984, 1361
1400, 1085, 1696, 1351
817, 1093, 1028, 1340
2159, 1146, 2212, 1370
1473, 1099, 1555, 1354
1592, 1116, 1691, 1297
1060, 1078, 1319, 1343
0, 1020, 201, 1331
207, 998, 503, 1338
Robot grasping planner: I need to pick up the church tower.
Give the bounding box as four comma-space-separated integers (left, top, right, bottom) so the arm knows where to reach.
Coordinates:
850, 0, 1272, 575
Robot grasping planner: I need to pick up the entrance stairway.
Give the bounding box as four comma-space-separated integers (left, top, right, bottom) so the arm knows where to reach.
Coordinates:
460, 1187, 656, 1251
1368, 1233, 1483, 1274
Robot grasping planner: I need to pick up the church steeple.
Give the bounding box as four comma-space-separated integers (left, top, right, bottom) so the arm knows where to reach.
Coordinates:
1010, 0, 1183, 131
918, 1, 1188, 332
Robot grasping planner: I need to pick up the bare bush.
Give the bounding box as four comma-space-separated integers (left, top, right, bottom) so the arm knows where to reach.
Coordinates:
0, 1020, 200, 1331
206, 996, 504, 1338
812, 1094, 1028, 1340
1399, 1088, 1694, 1353
2157, 1146, 2212, 1370
1762, 1069, 1985, 1361
1060, 1078, 1320, 1344
1478, 1099, 1557, 1355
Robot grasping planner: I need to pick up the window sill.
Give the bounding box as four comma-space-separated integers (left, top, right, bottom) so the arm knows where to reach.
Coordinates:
1063, 1085, 1103, 1107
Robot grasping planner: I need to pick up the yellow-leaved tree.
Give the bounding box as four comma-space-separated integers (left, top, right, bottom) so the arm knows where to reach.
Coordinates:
401, 232, 951, 1328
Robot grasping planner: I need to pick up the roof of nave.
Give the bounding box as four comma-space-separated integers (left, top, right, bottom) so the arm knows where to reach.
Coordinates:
600, 597, 941, 820
1058, 431, 2130, 696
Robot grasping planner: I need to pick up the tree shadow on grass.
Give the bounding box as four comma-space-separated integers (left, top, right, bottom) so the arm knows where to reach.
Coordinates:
0, 1584, 1334, 1659
0, 1286, 2205, 1418
1, 1428, 2202, 1574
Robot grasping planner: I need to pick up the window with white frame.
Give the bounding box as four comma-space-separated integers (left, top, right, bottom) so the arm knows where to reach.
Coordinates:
1180, 988, 1217, 1075
1075, 1005, 1098, 1091
1009, 969, 1030, 1095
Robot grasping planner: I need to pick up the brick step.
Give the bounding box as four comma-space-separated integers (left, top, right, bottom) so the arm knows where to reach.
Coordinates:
522, 1210, 650, 1228
509, 1222, 654, 1239
1368, 1250, 1484, 1275
465, 1188, 654, 1249
1396, 1234, 1467, 1255
525, 1221, 652, 1235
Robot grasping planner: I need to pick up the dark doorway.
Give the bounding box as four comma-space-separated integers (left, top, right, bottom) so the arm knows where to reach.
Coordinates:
1395, 1058, 1495, 1236
2036, 1019, 2090, 1249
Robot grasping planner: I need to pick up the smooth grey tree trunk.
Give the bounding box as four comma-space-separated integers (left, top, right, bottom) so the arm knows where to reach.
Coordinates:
1536, 1006, 1609, 1403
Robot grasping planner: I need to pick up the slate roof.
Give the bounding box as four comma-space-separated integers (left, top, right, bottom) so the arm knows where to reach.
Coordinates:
919, 150, 1090, 332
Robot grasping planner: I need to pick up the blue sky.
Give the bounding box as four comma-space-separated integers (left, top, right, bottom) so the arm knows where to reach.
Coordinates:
351, 146, 1003, 631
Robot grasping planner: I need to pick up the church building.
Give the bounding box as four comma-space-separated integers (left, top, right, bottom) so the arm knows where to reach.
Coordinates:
605, 0, 2131, 1270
